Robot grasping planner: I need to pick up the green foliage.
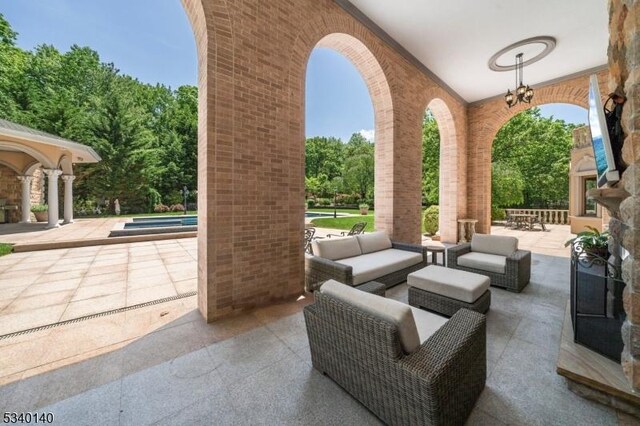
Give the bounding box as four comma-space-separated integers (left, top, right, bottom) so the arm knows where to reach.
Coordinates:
491, 161, 525, 208
0, 243, 12, 257
422, 205, 439, 235
564, 226, 610, 251
30, 204, 48, 212
491, 207, 506, 221
305, 137, 344, 181
0, 15, 198, 213
342, 133, 374, 200
492, 108, 577, 208
306, 199, 315, 208
358, 203, 369, 209
422, 111, 440, 206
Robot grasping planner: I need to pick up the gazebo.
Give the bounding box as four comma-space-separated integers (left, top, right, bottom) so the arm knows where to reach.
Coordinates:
0, 119, 101, 229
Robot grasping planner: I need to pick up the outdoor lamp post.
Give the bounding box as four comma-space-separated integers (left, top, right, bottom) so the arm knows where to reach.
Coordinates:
182, 185, 189, 215
334, 190, 337, 219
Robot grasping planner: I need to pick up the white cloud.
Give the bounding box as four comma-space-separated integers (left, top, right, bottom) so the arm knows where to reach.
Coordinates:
359, 129, 375, 142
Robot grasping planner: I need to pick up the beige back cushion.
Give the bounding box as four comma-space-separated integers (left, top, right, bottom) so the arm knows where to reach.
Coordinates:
471, 234, 518, 257
320, 280, 420, 354
356, 231, 392, 254
312, 236, 362, 260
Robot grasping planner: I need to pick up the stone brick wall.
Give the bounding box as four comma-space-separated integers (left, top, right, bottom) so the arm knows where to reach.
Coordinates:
0, 164, 20, 223
181, 0, 468, 320
608, 0, 640, 392
467, 70, 609, 234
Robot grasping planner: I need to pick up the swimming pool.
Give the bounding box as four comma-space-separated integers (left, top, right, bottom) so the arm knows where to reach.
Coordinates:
126, 215, 197, 229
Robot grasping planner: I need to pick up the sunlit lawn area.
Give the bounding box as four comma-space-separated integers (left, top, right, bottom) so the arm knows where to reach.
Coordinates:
311, 214, 375, 231
0, 243, 12, 257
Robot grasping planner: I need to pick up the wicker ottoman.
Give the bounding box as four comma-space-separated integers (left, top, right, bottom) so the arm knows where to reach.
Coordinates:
354, 281, 386, 296
407, 265, 490, 316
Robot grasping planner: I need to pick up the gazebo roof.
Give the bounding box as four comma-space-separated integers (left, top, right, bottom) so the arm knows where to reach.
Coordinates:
0, 118, 101, 164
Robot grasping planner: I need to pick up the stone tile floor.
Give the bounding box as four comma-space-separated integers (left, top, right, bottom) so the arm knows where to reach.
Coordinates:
0, 250, 634, 425
0, 239, 197, 336
0, 218, 129, 245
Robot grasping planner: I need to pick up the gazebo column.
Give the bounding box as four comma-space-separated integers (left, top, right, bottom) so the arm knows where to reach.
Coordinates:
61, 175, 75, 224
43, 169, 62, 229
16, 175, 33, 223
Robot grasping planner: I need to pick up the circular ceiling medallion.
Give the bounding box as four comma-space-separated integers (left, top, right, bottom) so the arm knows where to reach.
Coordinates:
488, 36, 556, 72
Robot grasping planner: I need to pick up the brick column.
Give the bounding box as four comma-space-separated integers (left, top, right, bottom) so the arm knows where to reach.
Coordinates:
608, 0, 640, 391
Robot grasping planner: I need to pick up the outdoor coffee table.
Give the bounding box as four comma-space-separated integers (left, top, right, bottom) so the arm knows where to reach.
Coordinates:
407, 265, 490, 316
424, 244, 445, 266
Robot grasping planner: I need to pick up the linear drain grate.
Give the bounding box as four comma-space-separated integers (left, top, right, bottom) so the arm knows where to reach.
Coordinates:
0, 291, 197, 341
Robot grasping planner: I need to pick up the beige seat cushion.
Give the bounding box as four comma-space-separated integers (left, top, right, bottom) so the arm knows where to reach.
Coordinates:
457, 252, 506, 274
312, 236, 362, 261
408, 265, 490, 303
337, 249, 423, 285
410, 307, 448, 343
356, 231, 392, 254
320, 280, 420, 354
471, 234, 518, 257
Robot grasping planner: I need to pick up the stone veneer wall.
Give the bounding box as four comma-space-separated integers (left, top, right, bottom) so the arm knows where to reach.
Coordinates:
609, 0, 640, 392
180, 0, 468, 320
0, 165, 20, 223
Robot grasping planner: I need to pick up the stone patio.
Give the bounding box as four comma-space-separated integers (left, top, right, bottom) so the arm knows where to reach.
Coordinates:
0, 243, 633, 424
0, 218, 128, 245
0, 238, 196, 336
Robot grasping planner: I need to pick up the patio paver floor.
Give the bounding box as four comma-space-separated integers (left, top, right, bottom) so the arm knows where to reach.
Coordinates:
0, 247, 633, 424
0, 238, 197, 336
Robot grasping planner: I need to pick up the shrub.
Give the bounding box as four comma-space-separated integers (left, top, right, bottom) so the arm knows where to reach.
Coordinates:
30, 204, 48, 213
306, 199, 316, 208
317, 198, 331, 206
422, 205, 439, 235
170, 204, 186, 212
491, 207, 506, 221
154, 204, 170, 213
358, 203, 369, 209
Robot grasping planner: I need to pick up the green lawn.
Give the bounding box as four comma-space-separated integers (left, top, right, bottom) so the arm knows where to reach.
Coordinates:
311, 209, 430, 233
0, 243, 12, 257
307, 208, 363, 215
311, 214, 375, 232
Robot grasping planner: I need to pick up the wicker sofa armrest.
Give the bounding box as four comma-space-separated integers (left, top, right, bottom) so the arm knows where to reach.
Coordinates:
446, 243, 471, 267
304, 255, 353, 292
506, 249, 531, 289
400, 309, 486, 422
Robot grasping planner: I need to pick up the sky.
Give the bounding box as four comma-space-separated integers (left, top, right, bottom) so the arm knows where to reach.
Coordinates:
1, 1, 587, 141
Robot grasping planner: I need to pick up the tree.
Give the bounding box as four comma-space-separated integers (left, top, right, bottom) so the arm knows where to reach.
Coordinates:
305, 136, 344, 180
422, 110, 440, 206
343, 133, 374, 200
492, 107, 576, 208
491, 161, 525, 208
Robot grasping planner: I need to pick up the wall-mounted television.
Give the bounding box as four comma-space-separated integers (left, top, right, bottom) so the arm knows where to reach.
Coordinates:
588, 74, 622, 187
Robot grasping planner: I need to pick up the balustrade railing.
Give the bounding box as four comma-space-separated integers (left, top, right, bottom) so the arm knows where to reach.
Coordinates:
504, 208, 569, 225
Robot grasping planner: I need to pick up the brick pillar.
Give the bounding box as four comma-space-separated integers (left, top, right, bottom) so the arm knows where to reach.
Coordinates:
608, 0, 640, 391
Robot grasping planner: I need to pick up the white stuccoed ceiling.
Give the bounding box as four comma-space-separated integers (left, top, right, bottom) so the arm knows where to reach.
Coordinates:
347, 0, 609, 103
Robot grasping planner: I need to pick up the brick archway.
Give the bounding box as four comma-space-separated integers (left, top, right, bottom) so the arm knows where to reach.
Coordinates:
425, 98, 459, 242
311, 33, 394, 236
467, 70, 608, 234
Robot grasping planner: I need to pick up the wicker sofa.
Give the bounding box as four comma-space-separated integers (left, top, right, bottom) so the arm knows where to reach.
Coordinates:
305, 231, 428, 292
447, 234, 531, 293
304, 280, 486, 425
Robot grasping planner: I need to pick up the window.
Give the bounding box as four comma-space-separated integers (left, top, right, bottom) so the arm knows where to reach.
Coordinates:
583, 177, 597, 216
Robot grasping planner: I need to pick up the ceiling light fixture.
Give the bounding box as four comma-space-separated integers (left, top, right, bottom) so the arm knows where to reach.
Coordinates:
504, 53, 534, 108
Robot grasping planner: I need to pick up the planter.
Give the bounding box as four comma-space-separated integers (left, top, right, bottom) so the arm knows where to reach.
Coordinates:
33, 211, 48, 222
359, 208, 369, 215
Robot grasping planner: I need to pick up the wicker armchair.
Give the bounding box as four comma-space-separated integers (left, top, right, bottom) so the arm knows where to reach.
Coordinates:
447, 241, 531, 293
304, 290, 486, 426
305, 241, 428, 292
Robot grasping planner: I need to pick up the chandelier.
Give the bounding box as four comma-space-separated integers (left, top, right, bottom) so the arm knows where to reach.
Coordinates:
504, 53, 534, 108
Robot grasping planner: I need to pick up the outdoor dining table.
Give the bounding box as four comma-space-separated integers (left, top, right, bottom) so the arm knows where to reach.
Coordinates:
509, 213, 536, 230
